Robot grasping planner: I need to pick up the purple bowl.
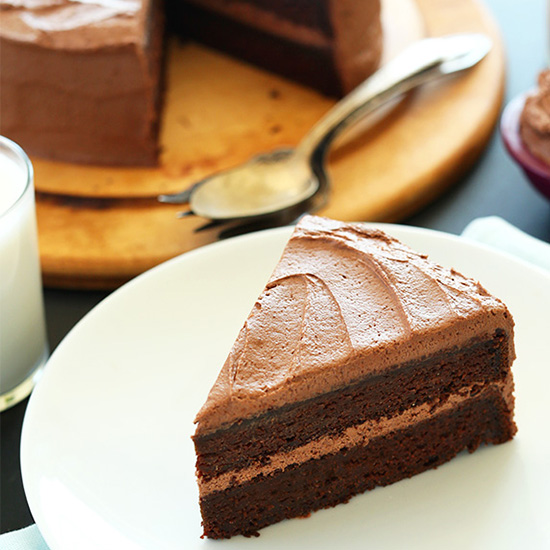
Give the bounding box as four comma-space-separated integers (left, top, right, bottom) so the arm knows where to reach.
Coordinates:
500, 92, 550, 201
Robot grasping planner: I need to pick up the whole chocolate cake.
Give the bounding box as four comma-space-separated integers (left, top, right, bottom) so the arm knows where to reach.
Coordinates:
0, 0, 382, 166
0, 0, 164, 166
193, 215, 517, 539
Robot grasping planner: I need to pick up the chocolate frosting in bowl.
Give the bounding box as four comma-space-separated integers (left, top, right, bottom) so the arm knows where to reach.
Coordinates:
520, 69, 550, 165
195, 216, 514, 434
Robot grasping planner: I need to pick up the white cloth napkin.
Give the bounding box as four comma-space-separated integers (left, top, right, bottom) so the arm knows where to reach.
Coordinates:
0, 526, 49, 550
461, 216, 550, 271
2, 216, 548, 550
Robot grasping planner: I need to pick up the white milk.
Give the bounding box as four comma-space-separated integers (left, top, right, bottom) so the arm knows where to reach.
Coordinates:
0, 141, 48, 404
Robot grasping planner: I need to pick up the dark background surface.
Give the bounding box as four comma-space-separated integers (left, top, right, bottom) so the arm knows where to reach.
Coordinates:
2, 0, 549, 535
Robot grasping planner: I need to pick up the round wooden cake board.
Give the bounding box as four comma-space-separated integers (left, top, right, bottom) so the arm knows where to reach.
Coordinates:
34, 0, 505, 289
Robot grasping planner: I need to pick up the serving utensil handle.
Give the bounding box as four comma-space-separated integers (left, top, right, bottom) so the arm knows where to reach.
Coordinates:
297, 33, 492, 161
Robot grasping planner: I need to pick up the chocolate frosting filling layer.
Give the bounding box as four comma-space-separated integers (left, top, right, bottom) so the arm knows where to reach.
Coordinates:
195, 216, 514, 433
199, 374, 515, 496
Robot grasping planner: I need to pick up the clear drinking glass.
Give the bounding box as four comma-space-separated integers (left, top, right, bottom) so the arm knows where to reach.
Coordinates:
0, 136, 48, 411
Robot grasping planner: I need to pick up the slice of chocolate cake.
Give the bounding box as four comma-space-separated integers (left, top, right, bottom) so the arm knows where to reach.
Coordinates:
193, 215, 517, 539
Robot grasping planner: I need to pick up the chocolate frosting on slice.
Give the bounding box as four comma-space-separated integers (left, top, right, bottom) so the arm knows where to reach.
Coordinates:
195, 216, 515, 434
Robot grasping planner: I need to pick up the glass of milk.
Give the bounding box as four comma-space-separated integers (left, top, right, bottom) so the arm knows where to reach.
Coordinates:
0, 136, 48, 411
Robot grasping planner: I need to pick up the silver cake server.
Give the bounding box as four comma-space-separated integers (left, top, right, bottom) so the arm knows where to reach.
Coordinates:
159, 33, 492, 222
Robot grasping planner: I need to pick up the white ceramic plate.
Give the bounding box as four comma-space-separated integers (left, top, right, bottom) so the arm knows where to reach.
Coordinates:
21, 224, 550, 550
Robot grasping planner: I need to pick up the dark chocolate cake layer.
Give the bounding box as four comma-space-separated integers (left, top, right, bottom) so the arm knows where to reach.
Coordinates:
199, 387, 516, 539
194, 330, 511, 481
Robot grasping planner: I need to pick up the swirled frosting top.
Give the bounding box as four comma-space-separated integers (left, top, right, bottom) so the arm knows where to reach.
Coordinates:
195, 216, 514, 433
0, 0, 146, 49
